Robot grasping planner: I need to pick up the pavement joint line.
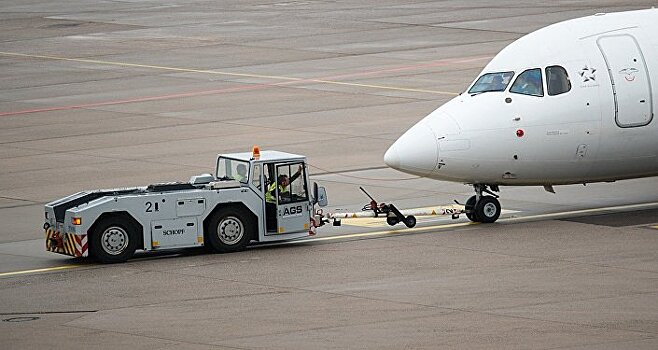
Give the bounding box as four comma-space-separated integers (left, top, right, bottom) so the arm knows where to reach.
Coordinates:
162, 268, 658, 340
63, 323, 248, 350
0, 310, 97, 315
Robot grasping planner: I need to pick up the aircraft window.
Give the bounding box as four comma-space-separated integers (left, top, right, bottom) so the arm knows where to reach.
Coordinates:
510, 68, 543, 97
468, 71, 514, 94
545, 65, 571, 96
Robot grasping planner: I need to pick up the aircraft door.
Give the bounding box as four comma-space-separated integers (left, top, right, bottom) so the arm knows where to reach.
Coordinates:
597, 35, 653, 127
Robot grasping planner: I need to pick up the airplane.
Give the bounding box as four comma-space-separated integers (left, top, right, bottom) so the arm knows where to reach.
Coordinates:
384, 8, 658, 223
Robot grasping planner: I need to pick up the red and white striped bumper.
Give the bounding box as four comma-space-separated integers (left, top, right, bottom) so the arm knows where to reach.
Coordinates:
45, 228, 88, 258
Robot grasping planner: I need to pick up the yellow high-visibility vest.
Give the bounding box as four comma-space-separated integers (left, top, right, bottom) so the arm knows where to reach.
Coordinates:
266, 183, 288, 203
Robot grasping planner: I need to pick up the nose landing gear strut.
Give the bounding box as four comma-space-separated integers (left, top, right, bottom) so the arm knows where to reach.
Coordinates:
465, 184, 501, 223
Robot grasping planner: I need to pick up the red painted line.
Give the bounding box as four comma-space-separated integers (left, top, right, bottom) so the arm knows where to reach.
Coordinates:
0, 55, 491, 117
0, 83, 274, 117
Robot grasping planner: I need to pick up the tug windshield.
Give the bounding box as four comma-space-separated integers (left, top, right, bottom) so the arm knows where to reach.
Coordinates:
216, 157, 249, 183
468, 71, 514, 94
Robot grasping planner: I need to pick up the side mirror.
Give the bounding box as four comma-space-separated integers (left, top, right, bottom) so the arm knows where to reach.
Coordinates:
313, 182, 328, 207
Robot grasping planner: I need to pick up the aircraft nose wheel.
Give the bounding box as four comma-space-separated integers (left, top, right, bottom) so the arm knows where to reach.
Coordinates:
475, 196, 501, 223
465, 195, 477, 221
465, 195, 501, 223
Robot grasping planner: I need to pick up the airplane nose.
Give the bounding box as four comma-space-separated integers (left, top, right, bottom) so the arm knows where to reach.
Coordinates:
383, 145, 401, 169
384, 122, 438, 176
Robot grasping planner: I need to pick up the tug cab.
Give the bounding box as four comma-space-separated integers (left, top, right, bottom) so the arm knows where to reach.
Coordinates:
215, 148, 316, 236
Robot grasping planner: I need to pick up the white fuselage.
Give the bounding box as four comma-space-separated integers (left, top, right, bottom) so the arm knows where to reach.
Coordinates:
385, 9, 658, 186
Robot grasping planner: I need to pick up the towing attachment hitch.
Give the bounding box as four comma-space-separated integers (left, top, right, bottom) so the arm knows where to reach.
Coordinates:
359, 187, 417, 228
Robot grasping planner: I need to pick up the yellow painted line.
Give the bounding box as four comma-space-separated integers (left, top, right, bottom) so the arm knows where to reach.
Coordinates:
339, 207, 518, 228
309, 79, 459, 95
341, 218, 388, 228
0, 265, 81, 278
499, 201, 658, 223
301, 202, 658, 243
0, 51, 300, 82
0, 51, 457, 96
304, 221, 479, 242
650, 225, 658, 230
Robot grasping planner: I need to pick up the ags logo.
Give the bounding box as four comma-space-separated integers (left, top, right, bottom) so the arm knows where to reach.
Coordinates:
283, 205, 304, 217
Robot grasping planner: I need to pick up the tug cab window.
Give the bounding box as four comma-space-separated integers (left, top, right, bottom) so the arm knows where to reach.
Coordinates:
251, 164, 262, 190
510, 68, 543, 97
545, 65, 571, 96
275, 163, 308, 204
468, 71, 514, 94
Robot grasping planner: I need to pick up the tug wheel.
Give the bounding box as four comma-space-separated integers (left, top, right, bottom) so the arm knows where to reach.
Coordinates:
90, 216, 139, 263
207, 207, 253, 253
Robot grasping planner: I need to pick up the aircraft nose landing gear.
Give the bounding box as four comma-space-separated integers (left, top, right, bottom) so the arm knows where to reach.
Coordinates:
465, 184, 501, 223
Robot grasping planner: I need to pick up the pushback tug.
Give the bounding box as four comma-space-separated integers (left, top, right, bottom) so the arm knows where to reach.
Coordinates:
44, 147, 328, 263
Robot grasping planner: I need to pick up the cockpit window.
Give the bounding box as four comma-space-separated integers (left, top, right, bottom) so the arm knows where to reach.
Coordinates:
545, 65, 571, 96
510, 68, 543, 97
468, 71, 514, 94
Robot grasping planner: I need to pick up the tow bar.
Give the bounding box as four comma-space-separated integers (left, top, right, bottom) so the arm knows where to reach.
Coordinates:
317, 187, 467, 228
320, 187, 417, 228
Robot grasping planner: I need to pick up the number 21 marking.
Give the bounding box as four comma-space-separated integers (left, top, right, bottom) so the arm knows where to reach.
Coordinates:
145, 202, 160, 212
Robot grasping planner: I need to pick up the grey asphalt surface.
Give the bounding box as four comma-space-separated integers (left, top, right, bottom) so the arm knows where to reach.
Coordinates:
1, 1, 658, 349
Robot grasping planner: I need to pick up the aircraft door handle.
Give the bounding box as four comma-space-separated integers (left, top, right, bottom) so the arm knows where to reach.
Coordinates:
639, 99, 645, 103
512, 117, 521, 121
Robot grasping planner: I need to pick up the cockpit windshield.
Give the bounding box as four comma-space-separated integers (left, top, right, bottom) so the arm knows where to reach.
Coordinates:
468, 71, 514, 94
510, 68, 543, 97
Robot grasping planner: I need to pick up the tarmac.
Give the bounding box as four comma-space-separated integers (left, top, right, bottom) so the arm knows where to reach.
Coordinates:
1, 1, 657, 349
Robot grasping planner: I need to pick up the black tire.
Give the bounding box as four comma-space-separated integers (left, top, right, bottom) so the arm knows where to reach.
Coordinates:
89, 216, 139, 263
404, 215, 417, 228
386, 216, 399, 226
207, 207, 254, 253
465, 195, 477, 222
474, 196, 501, 223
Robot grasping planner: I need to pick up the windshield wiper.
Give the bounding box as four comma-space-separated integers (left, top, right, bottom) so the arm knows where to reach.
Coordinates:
470, 89, 502, 96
